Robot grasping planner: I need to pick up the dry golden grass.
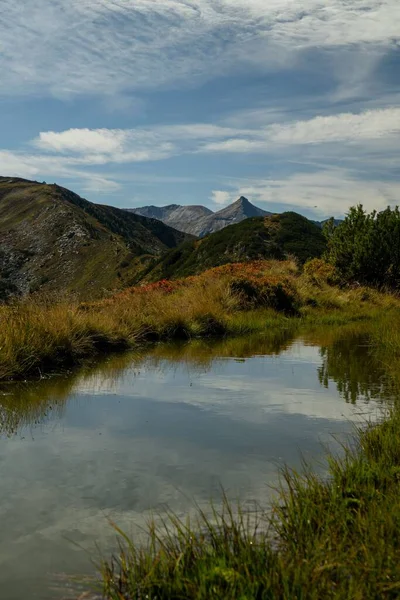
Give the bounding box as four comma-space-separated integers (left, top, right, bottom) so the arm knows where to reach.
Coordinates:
0, 275, 237, 379
1, 259, 398, 380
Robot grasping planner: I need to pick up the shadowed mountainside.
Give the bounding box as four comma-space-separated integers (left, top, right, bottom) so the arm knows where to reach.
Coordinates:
0, 177, 191, 299
140, 212, 327, 281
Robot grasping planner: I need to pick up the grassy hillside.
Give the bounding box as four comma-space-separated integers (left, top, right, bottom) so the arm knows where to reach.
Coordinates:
142, 212, 326, 281
2, 258, 398, 381
0, 177, 190, 300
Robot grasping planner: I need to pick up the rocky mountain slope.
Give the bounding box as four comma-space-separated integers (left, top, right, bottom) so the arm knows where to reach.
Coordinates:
141, 212, 326, 281
128, 203, 213, 232
0, 177, 191, 300
128, 196, 270, 237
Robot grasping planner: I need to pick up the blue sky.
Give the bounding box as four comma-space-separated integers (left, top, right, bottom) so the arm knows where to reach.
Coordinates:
0, 0, 399, 219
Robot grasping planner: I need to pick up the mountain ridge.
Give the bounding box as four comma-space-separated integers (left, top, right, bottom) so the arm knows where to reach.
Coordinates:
140, 212, 327, 282
127, 196, 271, 237
0, 177, 191, 300
127, 197, 340, 237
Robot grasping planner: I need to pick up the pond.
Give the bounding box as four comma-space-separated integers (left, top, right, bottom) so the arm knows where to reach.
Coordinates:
0, 327, 393, 599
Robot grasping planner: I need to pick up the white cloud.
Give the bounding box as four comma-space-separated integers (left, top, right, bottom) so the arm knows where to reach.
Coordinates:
217, 171, 400, 217
81, 176, 121, 193
34, 124, 241, 156
2, 106, 400, 206
0, 0, 398, 98
211, 190, 233, 205
28, 107, 400, 169
33, 128, 177, 164
34, 129, 128, 154
204, 139, 266, 153
200, 107, 400, 153
269, 108, 400, 145
28, 123, 244, 169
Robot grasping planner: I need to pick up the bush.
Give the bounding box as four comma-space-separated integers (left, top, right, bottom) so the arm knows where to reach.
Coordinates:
303, 258, 338, 286
229, 276, 299, 314
325, 206, 400, 288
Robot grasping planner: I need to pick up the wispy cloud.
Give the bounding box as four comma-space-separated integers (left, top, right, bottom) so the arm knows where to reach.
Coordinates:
30, 107, 400, 164
213, 170, 400, 217
0, 150, 121, 193
2, 105, 400, 210
31, 124, 245, 166
269, 108, 400, 144
201, 107, 400, 152
0, 0, 398, 98
210, 190, 232, 205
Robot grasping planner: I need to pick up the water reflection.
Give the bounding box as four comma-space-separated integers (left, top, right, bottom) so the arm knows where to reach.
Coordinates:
317, 333, 394, 404
0, 329, 295, 437
0, 326, 395, 600
0, 377, 70, 437
0, 326, 394, 438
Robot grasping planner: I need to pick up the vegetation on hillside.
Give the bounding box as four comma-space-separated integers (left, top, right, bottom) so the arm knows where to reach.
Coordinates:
1, 259, 398, 381
141, 213, 326, 281
324, 205, 400, 288
0, 177, 190, 300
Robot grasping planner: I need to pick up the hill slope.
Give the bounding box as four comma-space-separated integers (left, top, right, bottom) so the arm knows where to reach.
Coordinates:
128, 196, 270, 237
0, 177, 191, 299
142, 212, 326, 281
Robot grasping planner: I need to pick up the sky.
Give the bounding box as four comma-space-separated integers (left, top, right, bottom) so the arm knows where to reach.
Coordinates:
0, 0, 399, 219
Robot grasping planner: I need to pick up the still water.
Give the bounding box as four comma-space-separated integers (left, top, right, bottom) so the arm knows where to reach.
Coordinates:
0, 329, 393, 599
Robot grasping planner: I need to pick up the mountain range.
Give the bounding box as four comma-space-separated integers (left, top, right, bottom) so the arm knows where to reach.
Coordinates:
0, 177, 191, 300
0, 178, 333, 300
127, 196, 271, 237
142, 212, 327, 282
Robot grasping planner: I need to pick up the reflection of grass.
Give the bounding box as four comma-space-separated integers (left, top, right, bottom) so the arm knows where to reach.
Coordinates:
356, 313, 400, 392
0, 377, 71, 437
0, 328, 298, 437
370, 314, 400, 363
1, 319, 395, 440
99, 408, 400, 599
147, 327, 296, 369
97, 325, 400, 599
1, 259, 399, 381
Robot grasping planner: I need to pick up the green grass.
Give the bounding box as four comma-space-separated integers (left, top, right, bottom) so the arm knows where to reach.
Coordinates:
143, 212, 326, 281
95, 311, 400, 600
99, 407, 400, 599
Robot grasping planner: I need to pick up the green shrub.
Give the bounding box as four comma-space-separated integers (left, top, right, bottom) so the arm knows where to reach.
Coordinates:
325, 205, 400, 288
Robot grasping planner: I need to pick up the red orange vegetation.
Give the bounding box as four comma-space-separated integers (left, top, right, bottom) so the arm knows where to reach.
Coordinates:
85, 259, 299, 314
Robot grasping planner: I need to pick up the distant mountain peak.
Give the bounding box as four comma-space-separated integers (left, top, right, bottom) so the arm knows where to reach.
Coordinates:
215, 197, 270, 222
125, 196, 271, 237
229, 196, 252, 208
